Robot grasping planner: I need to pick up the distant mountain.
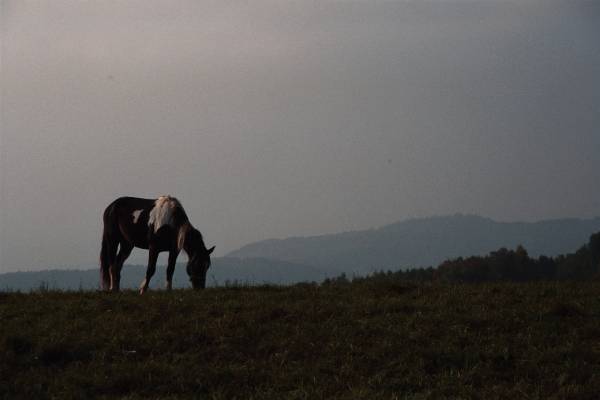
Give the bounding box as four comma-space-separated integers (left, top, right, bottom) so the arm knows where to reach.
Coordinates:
227, 215, 600, 275
0, 257, 331, 292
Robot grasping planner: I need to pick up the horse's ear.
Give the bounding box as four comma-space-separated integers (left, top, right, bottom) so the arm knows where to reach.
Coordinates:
207, 246, 215, 255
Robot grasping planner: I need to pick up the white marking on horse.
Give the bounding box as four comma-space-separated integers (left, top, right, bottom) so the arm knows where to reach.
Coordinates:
132, 209, 143, 224
148, 195, 180, 233
140, 278, 147, 293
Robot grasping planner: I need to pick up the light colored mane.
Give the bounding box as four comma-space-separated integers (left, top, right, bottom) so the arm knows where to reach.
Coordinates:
148, 195, 182, 233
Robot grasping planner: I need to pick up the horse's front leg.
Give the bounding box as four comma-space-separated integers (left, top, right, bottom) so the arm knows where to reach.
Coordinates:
140, 247, 159, 295
165, 249, 179, 290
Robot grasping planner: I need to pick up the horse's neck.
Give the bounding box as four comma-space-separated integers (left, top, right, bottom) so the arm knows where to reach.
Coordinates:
183, 224, 206, 255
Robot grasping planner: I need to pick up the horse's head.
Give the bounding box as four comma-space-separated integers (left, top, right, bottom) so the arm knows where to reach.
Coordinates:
186, 245, 215, 289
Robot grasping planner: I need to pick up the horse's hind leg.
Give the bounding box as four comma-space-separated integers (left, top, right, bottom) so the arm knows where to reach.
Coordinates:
102, 238, 119, 292
110, 242, 133, 292
140, 247, 159, 295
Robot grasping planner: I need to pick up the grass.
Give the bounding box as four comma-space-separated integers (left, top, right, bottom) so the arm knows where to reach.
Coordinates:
2, 281, 600, 399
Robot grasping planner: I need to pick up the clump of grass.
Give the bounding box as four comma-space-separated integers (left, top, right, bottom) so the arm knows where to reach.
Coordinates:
547, 301, 587, 318
4, 335, 33, 355
38, 341, 92, 367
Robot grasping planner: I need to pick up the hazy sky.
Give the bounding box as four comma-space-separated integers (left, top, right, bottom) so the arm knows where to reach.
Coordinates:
1, 1, 599, 272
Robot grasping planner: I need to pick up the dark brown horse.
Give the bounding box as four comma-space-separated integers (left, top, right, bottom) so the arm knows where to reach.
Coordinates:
100, 196, 215, 293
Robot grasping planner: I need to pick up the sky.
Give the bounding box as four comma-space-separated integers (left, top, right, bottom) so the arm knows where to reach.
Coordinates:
1, 1, 599, 272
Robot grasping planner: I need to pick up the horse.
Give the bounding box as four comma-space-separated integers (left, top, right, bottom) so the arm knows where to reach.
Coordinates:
100, 196, 215, 293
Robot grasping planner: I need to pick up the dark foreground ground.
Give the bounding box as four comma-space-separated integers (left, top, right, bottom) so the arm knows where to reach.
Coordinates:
2, 282, 600, 399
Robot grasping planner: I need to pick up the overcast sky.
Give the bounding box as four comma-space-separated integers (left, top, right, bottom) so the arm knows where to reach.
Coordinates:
1, 1, 599, 272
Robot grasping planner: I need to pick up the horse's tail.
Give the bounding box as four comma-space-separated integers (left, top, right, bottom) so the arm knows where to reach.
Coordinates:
100, 202, 118, 290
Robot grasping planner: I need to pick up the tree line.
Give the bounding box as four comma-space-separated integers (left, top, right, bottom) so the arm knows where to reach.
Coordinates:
325, 232, 600, 284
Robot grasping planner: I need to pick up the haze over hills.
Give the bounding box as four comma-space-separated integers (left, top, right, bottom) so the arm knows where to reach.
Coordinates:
0, 257, 329, 292
3, 214, 600, 291
228, 214, 600, 275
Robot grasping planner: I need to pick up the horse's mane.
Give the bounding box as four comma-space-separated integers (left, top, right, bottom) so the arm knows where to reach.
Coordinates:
177, 222, 191, 252
149, 196, 183, 233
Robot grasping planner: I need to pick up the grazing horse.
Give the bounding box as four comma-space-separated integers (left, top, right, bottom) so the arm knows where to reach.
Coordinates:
100, 196, 215, 293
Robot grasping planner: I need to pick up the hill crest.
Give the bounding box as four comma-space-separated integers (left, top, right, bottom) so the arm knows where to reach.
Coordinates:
227, 214, 600, 274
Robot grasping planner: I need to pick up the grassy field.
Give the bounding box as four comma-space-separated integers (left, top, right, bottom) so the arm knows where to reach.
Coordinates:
2, 281, 600, 399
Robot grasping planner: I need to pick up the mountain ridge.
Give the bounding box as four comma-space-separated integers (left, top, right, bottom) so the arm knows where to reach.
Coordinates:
227, 214, 600, 274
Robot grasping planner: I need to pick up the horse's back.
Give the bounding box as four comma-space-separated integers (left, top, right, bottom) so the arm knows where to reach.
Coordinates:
103, 196, 188, 247
108, 196, 156, 209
